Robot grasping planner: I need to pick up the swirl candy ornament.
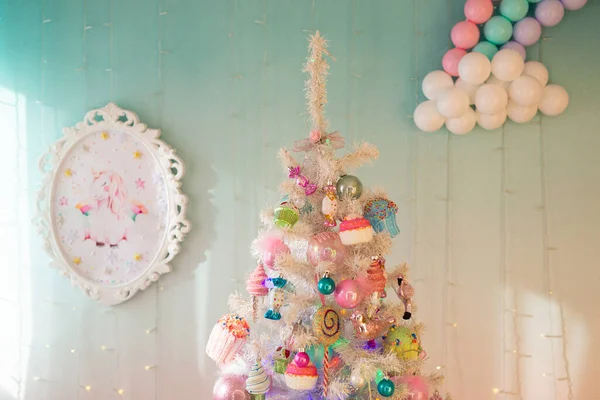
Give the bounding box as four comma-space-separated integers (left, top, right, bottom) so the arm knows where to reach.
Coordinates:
312, 306, 341, 346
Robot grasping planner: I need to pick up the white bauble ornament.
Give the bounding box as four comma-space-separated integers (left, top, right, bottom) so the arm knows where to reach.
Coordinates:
491, 49, 525, 82
538, 84, 569, 116
455, 78, 480, 105
522, 61, 549, 87
446, 108, 476, 135
458, 52, 492, 85
475, 84, 508, 114
477, 110, 507, 130
507, 100, 538, 123
414, 100, 445, 132
422, 70, 454, 100
437, 88, 470, 118
509, 76, 543, 106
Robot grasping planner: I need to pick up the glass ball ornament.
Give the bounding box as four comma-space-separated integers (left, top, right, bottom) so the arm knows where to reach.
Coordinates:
213, 374, 251, 400
318, 272, 336, 295
333, 279, 363, 309
349, 370, 366, 389
293, 351, 310, 367
336, 175, 363, 200
375, 369, 385, 384
377, 378, 395, 397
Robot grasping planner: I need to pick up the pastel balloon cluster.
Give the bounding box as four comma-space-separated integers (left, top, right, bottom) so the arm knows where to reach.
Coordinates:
416, 0, 584, 133
415, 49, 569, 134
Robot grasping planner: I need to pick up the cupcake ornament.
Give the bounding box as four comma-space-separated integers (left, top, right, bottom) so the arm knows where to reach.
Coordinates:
205, 314, 250, 365
274, 202, 300, 229
339, 214, 374, 245
364, 198, 400, 238
246, 263, 269, 321
284, 351, 319, 391
246, 358, 270, 399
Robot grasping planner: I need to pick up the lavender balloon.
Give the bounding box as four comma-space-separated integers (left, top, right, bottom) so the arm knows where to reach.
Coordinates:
502, 41, 527, 60
513, 17, 542, 46
561, 0, 587, 10
536, 0, 565, 27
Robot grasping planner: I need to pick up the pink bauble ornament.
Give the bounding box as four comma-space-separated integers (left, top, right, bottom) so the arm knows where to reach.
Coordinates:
294, 351, 310, 367
261, 236, 290, 269
394, 376, 429, 400
213, 374, 251, 400
451, 21, 480, 50
334, 279, 363, 309
442, 48, 467, 77
307, 231, 346, 266
464, 0, 494, 24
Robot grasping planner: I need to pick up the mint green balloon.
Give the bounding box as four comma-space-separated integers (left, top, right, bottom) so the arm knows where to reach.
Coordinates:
484, 16, 514, 45
472, 41, 499, 60
500, 0, 529, 21
528, 0, 542, 3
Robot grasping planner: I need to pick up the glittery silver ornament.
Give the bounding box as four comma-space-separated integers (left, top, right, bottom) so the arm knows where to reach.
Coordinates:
336, 175, 363, 199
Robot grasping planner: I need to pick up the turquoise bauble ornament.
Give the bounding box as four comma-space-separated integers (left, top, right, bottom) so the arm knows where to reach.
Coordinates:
377, 378, 395, 397
318, 272, 336, 295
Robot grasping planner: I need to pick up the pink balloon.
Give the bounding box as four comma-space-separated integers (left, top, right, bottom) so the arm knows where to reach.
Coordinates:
561, 0, 587, 10
307, 232, 346, 266
502, 41, 527, 60
333, 279, 363, 309
536, 0, 565, 27
442, 48, 467, 77
513, 17, 542, 46
464, 0, 494, 24
451, 21, 480, 49
394, 376, 429, 400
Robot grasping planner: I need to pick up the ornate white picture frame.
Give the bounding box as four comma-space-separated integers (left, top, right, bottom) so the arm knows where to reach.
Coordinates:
35, 103, 190, 305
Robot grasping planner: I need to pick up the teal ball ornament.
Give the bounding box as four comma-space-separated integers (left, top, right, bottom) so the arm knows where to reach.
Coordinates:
318, 272, 336, 295
377, 378, 395, 397
336, 175, 363, 199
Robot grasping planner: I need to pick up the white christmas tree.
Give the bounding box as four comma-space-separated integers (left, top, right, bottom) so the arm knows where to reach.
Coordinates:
206, 31, 450, 400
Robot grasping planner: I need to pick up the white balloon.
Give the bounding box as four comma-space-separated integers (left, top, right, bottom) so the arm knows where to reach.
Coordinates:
475, 84, 508, 114
491, 49, 525, 82
477, 110, 508, 130
458, 52, 492, 85
422, 70, 455, 100
522, 61, 549, 87
455, 78, 480, 105
446, 108, 477, 135
485, 76, 511, 93
539, 84, 569, 116
414, 100, 446, 132
507, 100, 538, 123
437, 88, 470, 119
509, 76, 543, 106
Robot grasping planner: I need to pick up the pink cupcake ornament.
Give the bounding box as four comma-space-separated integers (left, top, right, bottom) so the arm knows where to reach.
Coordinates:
205, 314, 251, 365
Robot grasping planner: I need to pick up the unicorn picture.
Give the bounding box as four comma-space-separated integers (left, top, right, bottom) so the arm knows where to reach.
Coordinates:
75, 170, 148, 247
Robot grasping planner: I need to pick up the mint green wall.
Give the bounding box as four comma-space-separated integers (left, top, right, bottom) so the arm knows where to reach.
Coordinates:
1, 1, 599, 399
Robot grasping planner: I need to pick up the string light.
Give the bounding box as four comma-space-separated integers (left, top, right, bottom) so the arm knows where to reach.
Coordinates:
116, 389, 124, 395
144, 365, 156, 371
83, 385, 92, 391
70, 349, 76, 353
146, 327, 156, 334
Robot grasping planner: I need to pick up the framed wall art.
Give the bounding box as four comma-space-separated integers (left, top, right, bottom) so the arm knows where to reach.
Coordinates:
35, 103, 190, 305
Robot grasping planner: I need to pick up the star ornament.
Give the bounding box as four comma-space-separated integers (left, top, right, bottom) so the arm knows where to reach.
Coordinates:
73, 257, 82, 265
64, 169, 73, 177
134, 253, 143, 262
101, 132, 109, 140
133, 150, 142, 159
